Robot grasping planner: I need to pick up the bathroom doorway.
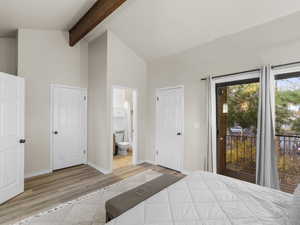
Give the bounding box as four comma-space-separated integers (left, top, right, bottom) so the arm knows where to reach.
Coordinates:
112, 86, 138, 170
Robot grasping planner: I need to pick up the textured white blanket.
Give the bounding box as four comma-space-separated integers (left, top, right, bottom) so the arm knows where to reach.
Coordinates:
106, 171, 293, 225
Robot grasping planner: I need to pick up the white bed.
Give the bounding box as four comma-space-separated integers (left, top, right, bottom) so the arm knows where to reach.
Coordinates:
105, 171, 293, 225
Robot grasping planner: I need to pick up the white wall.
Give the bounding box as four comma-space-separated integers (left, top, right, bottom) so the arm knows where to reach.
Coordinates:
18, 29, 88, 177
16, 28, 146, 176
0, 37, 17, 75
107, 31, 147, 170
146, 13, 300, 172
87, 32, 111, 173
87, 31, 147, 173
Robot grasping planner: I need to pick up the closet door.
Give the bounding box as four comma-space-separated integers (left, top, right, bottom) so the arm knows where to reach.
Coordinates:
51, 85, 87, 170
156, 87, 184, 171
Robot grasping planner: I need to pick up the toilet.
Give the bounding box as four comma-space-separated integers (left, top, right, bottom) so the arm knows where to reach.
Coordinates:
117, 142, 130, 156
114, 130, 131, 156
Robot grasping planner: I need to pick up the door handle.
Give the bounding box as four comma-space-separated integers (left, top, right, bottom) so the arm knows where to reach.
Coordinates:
19, 139, 26, 144
177, 132, 182, 136
53, 131, 58, 135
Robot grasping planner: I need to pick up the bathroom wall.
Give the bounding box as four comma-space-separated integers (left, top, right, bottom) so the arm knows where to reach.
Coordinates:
112, 88, 133, 142
88, 32, 111, 173
87, 30, 147, 173
107, 30, 147, 169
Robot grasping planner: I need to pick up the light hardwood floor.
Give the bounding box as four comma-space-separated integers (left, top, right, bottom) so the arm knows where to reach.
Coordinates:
113, 152, 133, 170
0, 163, 183, 225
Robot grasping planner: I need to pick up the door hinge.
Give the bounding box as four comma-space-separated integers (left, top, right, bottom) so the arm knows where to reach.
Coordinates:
83, 150, 87, 154
156, 97, 159, 101
84, 96, 87, 101
156, 150, 159, 155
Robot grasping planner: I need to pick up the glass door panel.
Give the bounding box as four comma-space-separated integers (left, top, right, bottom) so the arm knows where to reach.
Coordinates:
216, 79, 259, 183
275, 74, 300, 193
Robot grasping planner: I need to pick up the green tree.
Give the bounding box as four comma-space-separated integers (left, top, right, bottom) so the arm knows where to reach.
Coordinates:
276, 89, 300, 134
226, 81, 300, 135
227, 83, 259, 131
275, 90, 293, 134
291, 118, 300, 133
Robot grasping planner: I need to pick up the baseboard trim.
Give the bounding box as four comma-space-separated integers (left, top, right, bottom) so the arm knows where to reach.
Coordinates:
146, 160, 157, 165
138, 160, 156, 165
25, 170, 52, 179
138, 160, 191, 175
88, 162, 111, 175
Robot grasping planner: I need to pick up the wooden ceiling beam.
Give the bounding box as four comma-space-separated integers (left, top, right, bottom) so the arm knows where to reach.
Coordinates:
69, 0, 127, 46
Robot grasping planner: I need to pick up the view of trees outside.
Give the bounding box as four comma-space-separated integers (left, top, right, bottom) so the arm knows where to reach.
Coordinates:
225, 83, 259, 176
224, 78, 300, 192
276, 77, 300, 134
227, 83, 259, 136
275, 77, 300, 192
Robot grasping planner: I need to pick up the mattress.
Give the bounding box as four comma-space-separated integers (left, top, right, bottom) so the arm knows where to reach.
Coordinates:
105, 171, 293, 225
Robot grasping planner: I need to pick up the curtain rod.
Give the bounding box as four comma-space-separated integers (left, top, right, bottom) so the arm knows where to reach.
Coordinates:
200, 69, 260, 81
201, 60, 300, 81
271, 60, 300, 69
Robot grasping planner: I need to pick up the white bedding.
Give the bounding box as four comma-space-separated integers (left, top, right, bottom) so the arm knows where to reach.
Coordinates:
105, 171, 293, 225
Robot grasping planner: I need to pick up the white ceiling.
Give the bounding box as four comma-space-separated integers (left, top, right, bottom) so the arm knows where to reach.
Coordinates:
0, 0, 96, 36
86, 0, 300, 60
1, 0, 300, 60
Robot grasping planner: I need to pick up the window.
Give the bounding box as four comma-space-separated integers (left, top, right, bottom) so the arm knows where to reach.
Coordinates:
275, 72, 300, 192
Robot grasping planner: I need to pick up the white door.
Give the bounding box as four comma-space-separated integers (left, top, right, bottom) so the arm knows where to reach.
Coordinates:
51, 85, 87, 170
0, 73, 24, 204
156, 87, 184, 171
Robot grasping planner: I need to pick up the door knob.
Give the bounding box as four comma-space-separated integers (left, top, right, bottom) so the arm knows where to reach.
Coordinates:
177, 132, 182, 136
53, 131, 58, 135
19, 139, 26, 144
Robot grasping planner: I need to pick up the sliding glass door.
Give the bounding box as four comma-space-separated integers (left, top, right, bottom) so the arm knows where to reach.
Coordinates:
275, 72, 300, 192
216, 79, 259, 183
212, 67, 300, 193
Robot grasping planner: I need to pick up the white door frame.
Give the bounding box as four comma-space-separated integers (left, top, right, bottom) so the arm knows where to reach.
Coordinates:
50, 84, 87, 172
111, 85, 139, 170
210, 71, 260, 173
155, 85, 185, 172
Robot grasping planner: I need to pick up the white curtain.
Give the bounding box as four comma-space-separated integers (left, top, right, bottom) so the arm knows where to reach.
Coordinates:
205, 76, 214, 172
256, 65, 280, 189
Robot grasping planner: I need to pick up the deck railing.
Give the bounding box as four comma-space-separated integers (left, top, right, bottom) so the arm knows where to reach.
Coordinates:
225, 134, 300, 192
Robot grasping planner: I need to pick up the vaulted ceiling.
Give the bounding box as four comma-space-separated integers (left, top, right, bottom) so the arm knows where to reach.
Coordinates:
1, 0, 300, 60
87, 0, 300, 60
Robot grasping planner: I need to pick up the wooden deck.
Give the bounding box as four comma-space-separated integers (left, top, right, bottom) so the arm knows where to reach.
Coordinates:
0, 163, 183, 225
